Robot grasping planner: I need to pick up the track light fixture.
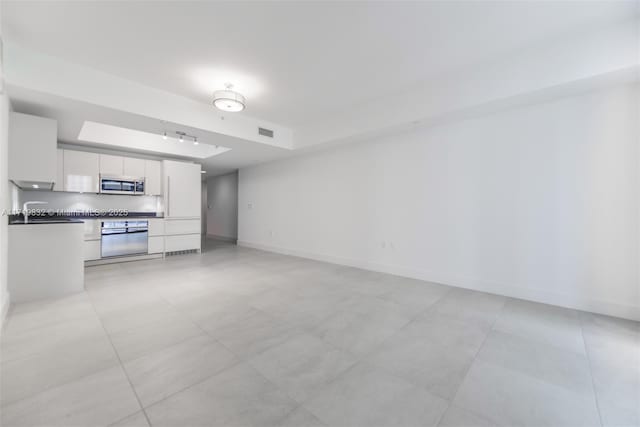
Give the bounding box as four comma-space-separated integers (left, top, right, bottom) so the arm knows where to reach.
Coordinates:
174, 131, 199, 145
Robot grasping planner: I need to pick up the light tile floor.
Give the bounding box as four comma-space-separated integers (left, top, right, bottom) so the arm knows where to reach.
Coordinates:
1, 239, 638, 427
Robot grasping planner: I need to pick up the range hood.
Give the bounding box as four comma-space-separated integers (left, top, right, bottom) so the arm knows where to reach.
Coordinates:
11, 180, 55, 191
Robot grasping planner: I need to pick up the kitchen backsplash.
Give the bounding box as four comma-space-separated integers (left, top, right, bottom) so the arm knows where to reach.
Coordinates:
17, 190, 162, 213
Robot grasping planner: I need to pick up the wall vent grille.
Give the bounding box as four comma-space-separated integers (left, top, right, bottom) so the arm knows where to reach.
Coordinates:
166, 249, 199, 256
258, 127, 274, 138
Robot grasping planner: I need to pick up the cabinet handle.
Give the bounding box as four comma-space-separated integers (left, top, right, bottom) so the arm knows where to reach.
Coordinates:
167, 176, 170, 217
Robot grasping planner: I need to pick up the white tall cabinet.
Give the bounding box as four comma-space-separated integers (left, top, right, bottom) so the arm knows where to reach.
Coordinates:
162, 160, 201, 252
163, 160, 201, 218
144, 160, 162, 195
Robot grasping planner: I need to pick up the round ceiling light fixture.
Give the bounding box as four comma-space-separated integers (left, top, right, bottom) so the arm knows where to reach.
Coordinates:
212, 83, 246, 112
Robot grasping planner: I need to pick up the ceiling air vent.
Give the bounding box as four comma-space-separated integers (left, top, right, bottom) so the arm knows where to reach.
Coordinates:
258, 127, 274, 138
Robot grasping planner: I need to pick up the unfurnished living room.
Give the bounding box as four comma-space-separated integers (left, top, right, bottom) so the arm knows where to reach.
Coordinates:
0, 1, 638, 427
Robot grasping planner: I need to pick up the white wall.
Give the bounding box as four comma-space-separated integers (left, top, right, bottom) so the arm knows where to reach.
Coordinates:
207, 172, 238, 241
239, 83, 640, 321
0, 92, 9, 327
297, 19, 638, 149
16, 191, 160, 213
0, 4, 10, 327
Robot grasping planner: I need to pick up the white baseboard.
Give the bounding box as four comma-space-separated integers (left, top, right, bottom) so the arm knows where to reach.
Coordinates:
0, 291, 10, 331
85, 253, 163, 266
238, 240, 640, 322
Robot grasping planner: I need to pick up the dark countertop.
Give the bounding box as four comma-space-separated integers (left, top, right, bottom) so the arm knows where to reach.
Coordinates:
62, 212, 164, 220
8, 212, 164, 225
9, 218, 85, 225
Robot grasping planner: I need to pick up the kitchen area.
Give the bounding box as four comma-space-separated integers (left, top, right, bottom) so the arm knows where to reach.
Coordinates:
6, 112, 203, 303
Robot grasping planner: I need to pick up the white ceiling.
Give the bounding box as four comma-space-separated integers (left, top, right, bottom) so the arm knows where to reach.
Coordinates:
8, 87, 291, 177
77, 122, 231, 159
3, 0, 636, 128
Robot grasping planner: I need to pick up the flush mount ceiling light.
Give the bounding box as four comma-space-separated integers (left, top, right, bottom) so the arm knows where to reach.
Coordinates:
212, 83, 246, 112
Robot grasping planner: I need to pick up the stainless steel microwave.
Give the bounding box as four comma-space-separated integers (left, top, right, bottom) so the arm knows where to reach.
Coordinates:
99, 175, 145, 195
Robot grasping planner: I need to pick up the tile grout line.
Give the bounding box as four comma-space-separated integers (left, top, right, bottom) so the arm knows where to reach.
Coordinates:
290, 288, 460, 424
130, 321, 301, 426
156, 284, 294, 359
188, 310, 323, 418
578, 312, 605, 427
148, 288, 304, 422
86, 293, 154, 427
139, 357, 244, 416
0, 303, 125, 409
0, 246, 249, 414
156, 274, 386, 422
0, 287, 217, 412
341, 286, 456, 363
10, 243, 622, 427
434, 296, 510, 426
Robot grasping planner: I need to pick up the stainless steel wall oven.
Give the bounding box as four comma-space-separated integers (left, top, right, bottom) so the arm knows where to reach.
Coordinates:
101, 220, 148, 258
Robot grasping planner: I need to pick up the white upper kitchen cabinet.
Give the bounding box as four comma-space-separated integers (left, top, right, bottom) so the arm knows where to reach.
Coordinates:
124, 157, 145, 177
53, 148, 64, 191
9, 112, 58, 189
145, 160, 162, 195
162, 160, 201, 218
99, 154, 124, 176
64, 150, 99, 193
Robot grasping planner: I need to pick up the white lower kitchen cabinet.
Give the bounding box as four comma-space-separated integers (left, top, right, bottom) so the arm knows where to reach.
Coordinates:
164, 219, 200, 235
8, 223, 85, 302
83, 219, 102, 261
164, 234, 201, 252
148, 236, 165, 254
83, 240, 101, 261
83, 219, 101, 240
148, 218, 165, 236
163, 218, 200, 252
